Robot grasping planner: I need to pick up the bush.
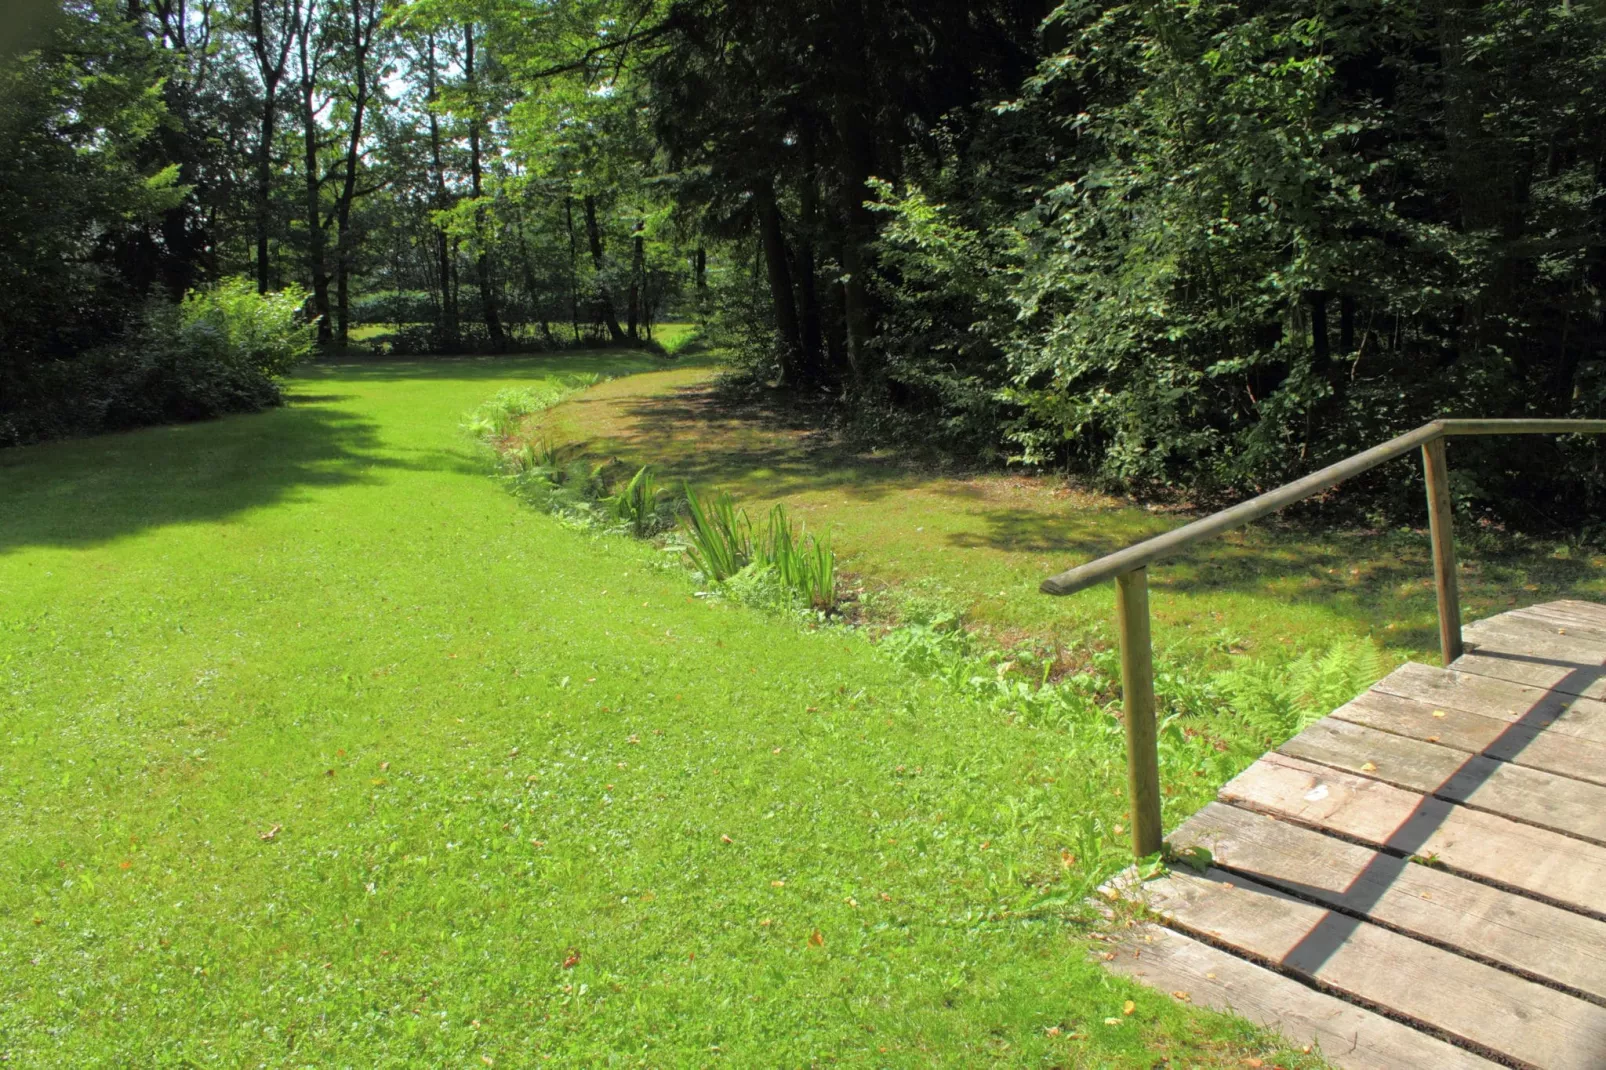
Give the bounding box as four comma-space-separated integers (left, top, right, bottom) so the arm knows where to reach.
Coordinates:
351, 290, 435, 326
0, 279, 314, 446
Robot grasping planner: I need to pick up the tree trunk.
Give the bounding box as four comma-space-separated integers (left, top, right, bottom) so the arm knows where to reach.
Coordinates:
796, 147, 824, 379
465, 23, 505, 350
755, 179, 804, 384
425, 32, 457, 347
250, 0, 297, 294
582, 194, 627, 342
297, 3, 330, 342
627, 222, 643, 341
332, 0, 374, 348
565, 195, 581, 344
831, 16, 879, 385
255, 93, 277, 294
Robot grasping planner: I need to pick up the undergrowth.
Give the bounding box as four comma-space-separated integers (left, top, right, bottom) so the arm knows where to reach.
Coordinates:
470, 384, 1391, 892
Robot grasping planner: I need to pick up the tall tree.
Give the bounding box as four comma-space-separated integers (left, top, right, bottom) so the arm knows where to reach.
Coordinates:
245, 0, 301, 292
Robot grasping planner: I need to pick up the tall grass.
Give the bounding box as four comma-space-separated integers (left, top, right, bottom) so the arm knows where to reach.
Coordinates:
682, 492, 837, 610
756, 504, 836, 610
609, 464, 668, 536
681, 485, 753, 580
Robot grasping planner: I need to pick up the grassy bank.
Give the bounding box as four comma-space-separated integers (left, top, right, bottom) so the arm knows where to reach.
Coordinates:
0, 353, 1320, 1066
533, 364, 1606, 673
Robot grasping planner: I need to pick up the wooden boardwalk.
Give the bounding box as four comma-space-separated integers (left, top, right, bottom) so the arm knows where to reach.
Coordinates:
1102, 600, 1606, 1069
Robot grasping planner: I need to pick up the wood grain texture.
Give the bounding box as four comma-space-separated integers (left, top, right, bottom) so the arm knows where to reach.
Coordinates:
1372, 661, 1606, 743
1139, 868, 1606, 1069
1101, 922, 1500, 1070
1329, 689, 1606, 786
1170, 802, 1606, 1001
1278, 716, 1606, 842
1219, 752, 1606, 915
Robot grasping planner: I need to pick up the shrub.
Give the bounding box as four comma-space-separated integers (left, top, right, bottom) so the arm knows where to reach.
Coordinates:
0, 278, 313, 446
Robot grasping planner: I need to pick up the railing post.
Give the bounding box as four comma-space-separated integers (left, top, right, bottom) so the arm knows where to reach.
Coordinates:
1422, 437, 1464, 665
1114, 567, 1163, 859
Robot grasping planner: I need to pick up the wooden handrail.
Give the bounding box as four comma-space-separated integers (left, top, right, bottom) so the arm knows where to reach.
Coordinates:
1040, 417, 1606, 859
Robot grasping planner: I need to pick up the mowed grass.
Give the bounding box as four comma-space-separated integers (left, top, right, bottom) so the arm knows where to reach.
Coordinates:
0, 354, 1321, 1067
537, 364, 1606, 670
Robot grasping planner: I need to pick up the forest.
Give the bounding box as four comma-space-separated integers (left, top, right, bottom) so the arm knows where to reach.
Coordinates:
3, 0, 1604, 525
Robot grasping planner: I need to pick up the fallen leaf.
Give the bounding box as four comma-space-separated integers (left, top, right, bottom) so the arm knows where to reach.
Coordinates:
771, 880, 785, 887
1425, 736, 1440, 744
1360, 761, 1378, 772
380, 761, 390, 770
1103, 1017, 1121, 1026
482, 1057, 494, 1067
808, 930, 824, 948
1122, 1000, 1135, 1015
721, 834, 734, 844
561, 949, 580, 969
1431, 710, 1447, 719
259, 824, 282, 842
1171, 990, 1191, 1002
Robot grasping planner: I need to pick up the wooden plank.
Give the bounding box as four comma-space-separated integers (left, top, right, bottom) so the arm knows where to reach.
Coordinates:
1219, 753, 1606, 916
1451, 649, 1606, 699
1547, 600, 1606, 628
1512, 604, 1606, 641
1464, 614, 1606, 663
1373, 661, 1606, 743
1170, 802, 1606, 1002
1279, 717, 1606, 843
1102, 922, 1500, 1070
1137, 867, 1606, 1068
1330, 689, 1606, 786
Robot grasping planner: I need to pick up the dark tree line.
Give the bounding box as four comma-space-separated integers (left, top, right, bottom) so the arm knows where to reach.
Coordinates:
4, 0, 1605, 527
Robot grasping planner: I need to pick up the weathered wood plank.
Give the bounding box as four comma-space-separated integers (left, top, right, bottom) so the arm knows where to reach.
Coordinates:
1170, 802, 1606, 1001
1546, 600, 1606, 628
1512, 604, 1606, 640
1279, 717, 1606, 843
1219, 752, 1606, 915
1464, 614, 1606, 663
1102, 922, 1500, 1070
1451, 649, 1606, 698
1330, 689, 1606, 786
1138, 867, 1606, 1068
1373, 661, 1606, 743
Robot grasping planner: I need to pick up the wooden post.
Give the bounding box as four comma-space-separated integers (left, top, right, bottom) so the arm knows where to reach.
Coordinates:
1115, 568, 1163, 858
1422, 437, 1464, 665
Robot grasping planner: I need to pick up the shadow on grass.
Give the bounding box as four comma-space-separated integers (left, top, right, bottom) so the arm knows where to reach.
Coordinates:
0, 396, 402, 554
535, 368, 1606, 659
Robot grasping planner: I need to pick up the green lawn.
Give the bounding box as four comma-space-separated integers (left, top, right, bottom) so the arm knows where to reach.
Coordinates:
0, 354, 1319, 1067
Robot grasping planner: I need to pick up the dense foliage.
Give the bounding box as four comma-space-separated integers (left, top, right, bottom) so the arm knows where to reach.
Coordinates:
3, 0, 1604, 523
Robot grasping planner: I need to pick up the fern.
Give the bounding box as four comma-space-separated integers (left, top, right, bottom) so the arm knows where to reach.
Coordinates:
1217, 638, 1386, 742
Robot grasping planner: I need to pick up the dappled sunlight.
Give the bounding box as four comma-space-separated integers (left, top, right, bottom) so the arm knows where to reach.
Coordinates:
531, 365, 1606, 667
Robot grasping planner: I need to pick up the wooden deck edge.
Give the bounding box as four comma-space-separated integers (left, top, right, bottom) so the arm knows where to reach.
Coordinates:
1099, 917, 1504, 1069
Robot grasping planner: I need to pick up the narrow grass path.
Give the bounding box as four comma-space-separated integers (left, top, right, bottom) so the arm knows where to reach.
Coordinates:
539, 363, 1606, 670
0, 355, 1318, 1066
